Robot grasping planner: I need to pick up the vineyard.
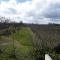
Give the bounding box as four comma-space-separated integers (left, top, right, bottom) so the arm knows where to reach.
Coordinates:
0, 23, 60, 60
30, 24, 60, 60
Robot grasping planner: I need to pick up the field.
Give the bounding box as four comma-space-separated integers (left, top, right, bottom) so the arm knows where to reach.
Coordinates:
0, 25, 33, 60
0, 23, 60, 60
30, 24, 60, 60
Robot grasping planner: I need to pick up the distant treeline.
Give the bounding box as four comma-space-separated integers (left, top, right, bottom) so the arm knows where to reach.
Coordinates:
0, 22, 60, 30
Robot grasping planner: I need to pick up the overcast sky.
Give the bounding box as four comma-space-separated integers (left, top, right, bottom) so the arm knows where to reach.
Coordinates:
0, 0, 60, 24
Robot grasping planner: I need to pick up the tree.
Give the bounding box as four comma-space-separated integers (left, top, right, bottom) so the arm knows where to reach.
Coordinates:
19, 21, 23, 25
0, 17, 10, 23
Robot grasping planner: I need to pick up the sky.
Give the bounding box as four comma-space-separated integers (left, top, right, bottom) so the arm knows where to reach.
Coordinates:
0, 0, 60, 24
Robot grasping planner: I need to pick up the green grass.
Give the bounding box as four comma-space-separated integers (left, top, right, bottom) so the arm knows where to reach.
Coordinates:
0, 27, 33, 60
0, 26, 60, 60
12, 27, 33, 46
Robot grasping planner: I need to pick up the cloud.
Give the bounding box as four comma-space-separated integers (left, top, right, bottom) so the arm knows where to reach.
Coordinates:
43, 1, 60, 19
0, 0, 60, 24
0, 0, 9, 3
16, 0, 31, 3
41, 0, 60, 23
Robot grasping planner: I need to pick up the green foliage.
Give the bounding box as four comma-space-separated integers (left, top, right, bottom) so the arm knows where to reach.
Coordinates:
12, 27, 33, 46
0, 27, 33, 60
0, 24, 60, 60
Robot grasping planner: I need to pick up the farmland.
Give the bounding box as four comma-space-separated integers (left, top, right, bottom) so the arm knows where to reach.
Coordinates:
0, 23, 60, 60
0, 24, 33, 60
30, 24, 60, 60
